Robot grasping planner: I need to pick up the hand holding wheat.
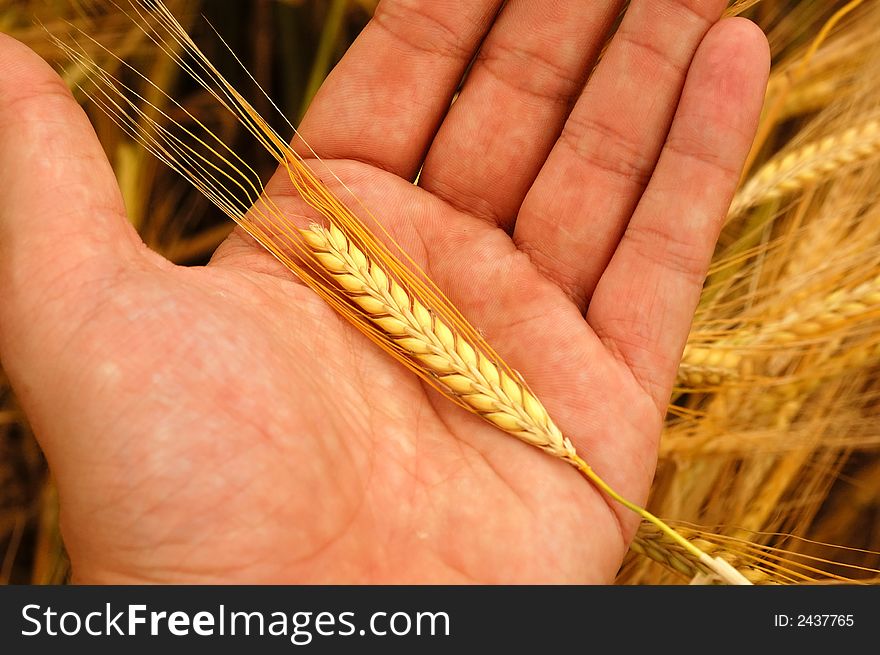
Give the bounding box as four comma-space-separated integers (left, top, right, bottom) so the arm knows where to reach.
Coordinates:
0, 1, 768, 583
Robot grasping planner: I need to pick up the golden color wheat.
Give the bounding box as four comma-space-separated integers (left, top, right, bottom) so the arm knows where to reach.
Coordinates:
55, 0, 846, 586
300, 224, 576, 459
729, 118, 880, 219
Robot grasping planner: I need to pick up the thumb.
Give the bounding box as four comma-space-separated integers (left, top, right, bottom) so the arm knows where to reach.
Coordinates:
0, 33, 145, 375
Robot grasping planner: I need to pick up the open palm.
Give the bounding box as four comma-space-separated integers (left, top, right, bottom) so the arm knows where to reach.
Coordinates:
0, 1, 768, 583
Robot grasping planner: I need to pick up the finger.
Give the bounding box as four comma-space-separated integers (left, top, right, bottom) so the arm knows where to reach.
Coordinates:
0, 35, 144, 363
295, 0, 503, 181
417, 0, 623, 229
587, 18, 770, 408
513, 0, 728, 311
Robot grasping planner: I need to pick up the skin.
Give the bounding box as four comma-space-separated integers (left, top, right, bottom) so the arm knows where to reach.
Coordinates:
0, 0, 769, 583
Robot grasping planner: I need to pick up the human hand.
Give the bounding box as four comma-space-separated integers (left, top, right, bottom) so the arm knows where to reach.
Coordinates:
0, 1, 768, 583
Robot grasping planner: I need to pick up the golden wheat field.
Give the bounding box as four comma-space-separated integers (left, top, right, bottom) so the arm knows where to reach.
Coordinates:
1, 0, 879, 585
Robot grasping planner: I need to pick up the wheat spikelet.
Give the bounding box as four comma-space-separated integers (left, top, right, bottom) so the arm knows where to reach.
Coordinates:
300, 223, 576, 459
677, 345, 744, 387
763, 7, 873, 122
729, 118, 880, 219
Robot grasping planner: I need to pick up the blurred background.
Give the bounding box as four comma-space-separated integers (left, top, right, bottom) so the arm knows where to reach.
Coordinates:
1, 0, 878, 584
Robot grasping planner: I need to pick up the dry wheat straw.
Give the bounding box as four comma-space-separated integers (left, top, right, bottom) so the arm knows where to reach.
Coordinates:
640, 0, 880, 584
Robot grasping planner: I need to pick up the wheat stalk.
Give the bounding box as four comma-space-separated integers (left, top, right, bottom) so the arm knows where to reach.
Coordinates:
729, 118, 880, 220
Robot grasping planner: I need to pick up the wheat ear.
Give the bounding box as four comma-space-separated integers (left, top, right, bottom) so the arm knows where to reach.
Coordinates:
301, 223, 576, 459
766, 273, 880, 343
729, 118, 880, 220
678, 273, 880, 386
